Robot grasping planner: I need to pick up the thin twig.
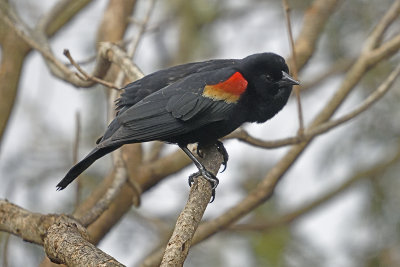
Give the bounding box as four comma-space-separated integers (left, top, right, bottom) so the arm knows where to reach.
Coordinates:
73, 112, 82, 208
63, 49, 119, 89
282, 0, 304, 134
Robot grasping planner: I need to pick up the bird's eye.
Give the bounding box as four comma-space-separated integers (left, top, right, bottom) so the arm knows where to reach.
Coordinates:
262, 74, 274, 82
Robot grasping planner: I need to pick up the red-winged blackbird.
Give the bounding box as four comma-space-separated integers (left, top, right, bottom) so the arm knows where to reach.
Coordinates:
57, 53, 299, 199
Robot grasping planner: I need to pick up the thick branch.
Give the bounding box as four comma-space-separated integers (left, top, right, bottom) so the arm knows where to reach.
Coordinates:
44, 217, 124, 266
0, 200, 124, 266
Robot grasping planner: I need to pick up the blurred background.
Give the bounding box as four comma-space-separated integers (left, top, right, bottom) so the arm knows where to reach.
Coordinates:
0, 0, 399, 266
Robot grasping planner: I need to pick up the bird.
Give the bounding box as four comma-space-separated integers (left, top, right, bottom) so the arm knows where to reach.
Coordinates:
56, 52, 299, 201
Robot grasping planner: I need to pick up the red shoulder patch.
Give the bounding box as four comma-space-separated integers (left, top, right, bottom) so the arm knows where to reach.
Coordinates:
203, 72, 248, 103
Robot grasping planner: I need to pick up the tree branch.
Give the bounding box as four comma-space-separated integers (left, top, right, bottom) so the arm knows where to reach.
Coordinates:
0, 200, 124, 266
160, 145, 223, 266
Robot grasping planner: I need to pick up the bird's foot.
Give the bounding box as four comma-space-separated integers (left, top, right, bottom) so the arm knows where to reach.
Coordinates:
188, 169, 219, 203
197, 142, 229, 172
215, 141, 229, 172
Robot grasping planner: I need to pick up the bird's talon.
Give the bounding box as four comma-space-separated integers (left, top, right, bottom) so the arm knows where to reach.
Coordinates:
210, 190, 216, 203
215, 141, 229, 173
188, 172, 199, 187
196, 145, 204, 158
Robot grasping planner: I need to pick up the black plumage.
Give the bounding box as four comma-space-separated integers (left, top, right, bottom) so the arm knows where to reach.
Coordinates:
57, 53, 299, 197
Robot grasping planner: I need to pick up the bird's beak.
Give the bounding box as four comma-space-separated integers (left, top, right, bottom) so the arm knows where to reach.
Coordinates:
279, 71, 300, 86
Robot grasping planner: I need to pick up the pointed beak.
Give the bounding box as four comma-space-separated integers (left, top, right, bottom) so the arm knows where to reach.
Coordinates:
279, 71, 300, 87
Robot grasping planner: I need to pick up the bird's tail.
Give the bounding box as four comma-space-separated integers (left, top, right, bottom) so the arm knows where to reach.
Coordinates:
56, 145, 121, 190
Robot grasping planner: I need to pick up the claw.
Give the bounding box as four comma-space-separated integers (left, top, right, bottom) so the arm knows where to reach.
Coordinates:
187, 169, 219, 203
196, 144, 204, 158
188, 172, 197, 187
215, 141, 229, 172
210, 190, 215, 203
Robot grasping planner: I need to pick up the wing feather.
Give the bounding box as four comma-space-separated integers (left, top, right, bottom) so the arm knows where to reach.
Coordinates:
101, 68, 240, 146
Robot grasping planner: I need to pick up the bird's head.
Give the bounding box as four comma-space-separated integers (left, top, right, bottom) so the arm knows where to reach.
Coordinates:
238, 53, 299, 100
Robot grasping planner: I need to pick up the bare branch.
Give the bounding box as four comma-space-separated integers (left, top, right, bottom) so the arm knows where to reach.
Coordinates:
160, 145, 223, 267
63, 49, 119, 89
44, 216, 125, 267
0, 200, 124, 266
0, 191, 129, 267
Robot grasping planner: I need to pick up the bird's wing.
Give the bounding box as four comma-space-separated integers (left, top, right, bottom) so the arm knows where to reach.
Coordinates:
100, 69, 246, 145
115, 59, 238, 114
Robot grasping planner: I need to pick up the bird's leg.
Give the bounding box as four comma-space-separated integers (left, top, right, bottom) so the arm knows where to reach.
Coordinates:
215, 141, 229, 172
180, 145, 219, 202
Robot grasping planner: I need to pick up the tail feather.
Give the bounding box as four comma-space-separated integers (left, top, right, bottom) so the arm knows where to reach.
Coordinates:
56, 145, 121, 190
